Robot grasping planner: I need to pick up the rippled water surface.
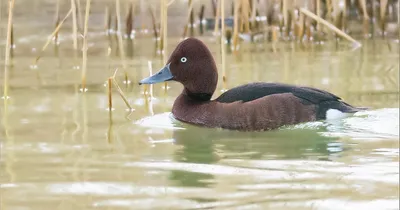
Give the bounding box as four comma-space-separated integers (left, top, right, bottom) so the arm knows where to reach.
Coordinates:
1, 1, 399, 210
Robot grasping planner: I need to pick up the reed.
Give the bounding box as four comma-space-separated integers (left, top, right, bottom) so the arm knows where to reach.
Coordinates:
71, 0, 78, 51
108, 77, 113, 111
300, 8, 361, 47
54, 0, 61, 44
115, 0, 129, 84
76, 0, 83, 30
199, 4, 205, 35
148, 5, 158, 40
380, 0, 388, 36
220, 0, 227, 90
105, 5, 111, 35
81, 0, 91, 92
161, 0, 168, 90
35, 8, 73, 64
126, 2, 134, 39
214, 0, 221, 36
3, 0, 15, 102
232, 0, 240, 51
182, 0, 195, 38
112, 69, 134, 111
146, 61, 155, 116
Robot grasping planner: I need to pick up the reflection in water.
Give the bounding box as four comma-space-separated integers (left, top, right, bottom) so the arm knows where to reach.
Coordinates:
169, 125, 342, 192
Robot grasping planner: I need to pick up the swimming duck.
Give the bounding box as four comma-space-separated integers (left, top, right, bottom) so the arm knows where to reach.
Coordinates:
139, 38, 366, 131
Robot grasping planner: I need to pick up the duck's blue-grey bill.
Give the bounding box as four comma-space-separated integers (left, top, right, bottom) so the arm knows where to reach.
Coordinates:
139, 63, 173, 85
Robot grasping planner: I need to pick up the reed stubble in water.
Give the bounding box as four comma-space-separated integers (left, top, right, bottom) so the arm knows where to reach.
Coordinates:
81, 0, 91, 92
3, 0, 15, 102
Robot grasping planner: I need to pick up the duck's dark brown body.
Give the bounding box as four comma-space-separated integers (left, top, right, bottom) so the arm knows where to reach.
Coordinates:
172, 90, 316, 131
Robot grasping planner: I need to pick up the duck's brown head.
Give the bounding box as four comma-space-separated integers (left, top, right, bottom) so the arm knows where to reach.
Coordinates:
139, 38, 218, 99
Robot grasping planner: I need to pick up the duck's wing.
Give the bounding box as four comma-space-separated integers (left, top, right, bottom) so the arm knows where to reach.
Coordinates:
215, 82, 341, 104
215, 82, 367, 120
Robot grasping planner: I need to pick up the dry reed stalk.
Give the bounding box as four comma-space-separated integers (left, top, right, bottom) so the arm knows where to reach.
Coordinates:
116, 0, 129, 84
146, 61, 155, 116
112, 69, 134, 111
76, 0, 83, 30
35, 8, 73, 65
300, 8, 361, 47
108, 77, 113, 111
126, 2, 133, 38
105, 6, 111, 35
81, 0, 91, 92
282, 0, 288, 31
3, 0, 15, 101
162, 0, 168, 90
241, 0, 251, 33
358, 0, 369, 36
294, 10, 305, 41
380, 0, 388, 35
116, 0, 126, 66
189, 0, 194, 36
250, 0, 258, 30
214, 0, 221, 36
232, 0, 240, 51
147, 61, 154, 99
159, 0, 165, 52
315, 0, 320, 31
199, 4, 205, 35
220, 0, 226, 90
182, 0, 195, 38
54, 0, 61, 44
148, 5, 158, 40
71, 0, 78, 51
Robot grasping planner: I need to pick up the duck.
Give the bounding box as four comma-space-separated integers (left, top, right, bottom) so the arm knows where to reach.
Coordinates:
139, 37, 366, 131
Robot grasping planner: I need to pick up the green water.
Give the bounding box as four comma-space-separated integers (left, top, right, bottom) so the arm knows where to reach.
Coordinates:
1, 1, 399, 209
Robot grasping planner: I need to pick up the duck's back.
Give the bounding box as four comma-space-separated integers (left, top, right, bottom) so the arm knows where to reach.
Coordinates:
215, 82, 363, 120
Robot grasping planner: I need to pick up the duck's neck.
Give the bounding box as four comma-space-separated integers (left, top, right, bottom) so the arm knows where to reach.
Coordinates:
172, 88, 216, 126
182, 88, 213, 101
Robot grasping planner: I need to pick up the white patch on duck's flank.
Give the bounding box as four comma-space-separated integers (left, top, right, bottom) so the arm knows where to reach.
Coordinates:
326, 109, 352, 120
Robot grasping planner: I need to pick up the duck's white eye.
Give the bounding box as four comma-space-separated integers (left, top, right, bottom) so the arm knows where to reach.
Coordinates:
180, 57, 187, 63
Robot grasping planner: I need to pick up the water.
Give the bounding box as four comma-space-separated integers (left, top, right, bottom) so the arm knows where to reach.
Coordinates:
1, 1, 399, 210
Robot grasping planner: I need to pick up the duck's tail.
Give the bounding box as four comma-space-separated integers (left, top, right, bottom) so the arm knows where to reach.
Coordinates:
317, 101, 369, 120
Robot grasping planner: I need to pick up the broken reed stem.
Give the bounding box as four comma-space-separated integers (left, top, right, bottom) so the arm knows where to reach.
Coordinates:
108, 77, 113, 110
214, 0, 221, 35
299, 8, 361, 47
3, 0, 15, 101
71, 0, 78, 50
220, 0, 226, 87
111, 69, 133, 110
35, 8, 73, 64
81, 0, 91, 91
